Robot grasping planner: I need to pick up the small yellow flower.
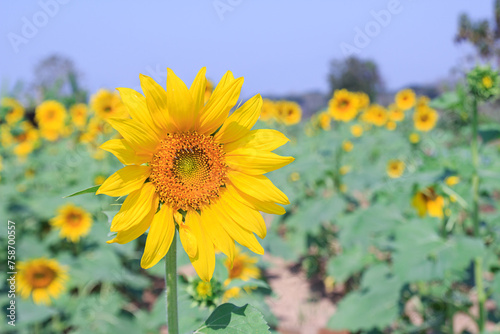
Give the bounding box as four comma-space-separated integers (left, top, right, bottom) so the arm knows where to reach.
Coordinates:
260, 99, 277, 122
70, 103, 88, 129
318, 111, 331, 130
36, 100, 67, 141
386, 160, 405, 178
445, 176, 460, 186
414, 106, 438, 132
350, 124, 363, 137
339, 165, 351, 175
290, 172, 300, 182
17, 258, 68, 305
409, 132, 420, 144
275, 100, 302, 125
94, 174, 106, 185
328, 89, 359, 122
223, 247, 260, 301
386, 121, 397, 131
412, 187, 444, 219
90, 89, 128, 119
50, 204, 93, 243
324, 276, 335, 294
416, 96, 430, 109
356, 92, 370, 110
342, 140, 353, 152
395, 89, 416, 110
363, 104, 388, 126
388, 104, 405, 122
2, 97, 24, 125
339, 184, 348, 193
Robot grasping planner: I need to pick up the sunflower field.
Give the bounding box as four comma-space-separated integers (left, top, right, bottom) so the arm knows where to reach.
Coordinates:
1, 63, 499, 334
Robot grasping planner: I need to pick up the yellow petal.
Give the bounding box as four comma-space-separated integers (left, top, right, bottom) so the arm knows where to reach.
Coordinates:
116, 87, 161, 137
223, 186, 267, 239
200, 206, 235, 263
189, 67, 207, 119
179, 222, 198, 259
141, 205, 176, 269
97, 165, 151, 197
231, 185, 286, 215
211, 70, 235, 96
111, 183, 158, 232
215, 94, 262, 144
227, 171, 289, 205
198, 76, 244, 135
427, 196, 444, 219
186, 210, 216, 282
223, 129, 289, 152
107, 208, 155, 244
106, 118, 159, 155
212, 198, 264, 255
100, 139, 151, 165
139, 74, 176, 132
166, 68, 195, 131
226, 148, 294, 175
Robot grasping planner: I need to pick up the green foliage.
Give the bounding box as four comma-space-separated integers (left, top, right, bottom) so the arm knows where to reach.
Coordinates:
195, 303, 270, 334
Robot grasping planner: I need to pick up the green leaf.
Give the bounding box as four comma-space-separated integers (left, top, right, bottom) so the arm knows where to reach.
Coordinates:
225, 279, 270, 291
327, 264, 402, 331
326, 245, 369, 284
195, 303, 270, 334
64, 185, 100, 198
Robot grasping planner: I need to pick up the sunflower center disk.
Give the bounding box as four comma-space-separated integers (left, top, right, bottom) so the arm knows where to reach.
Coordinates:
29, 267, 56, 289
150, 132, 227, 211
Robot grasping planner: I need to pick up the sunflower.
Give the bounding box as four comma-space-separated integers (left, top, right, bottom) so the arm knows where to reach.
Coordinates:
388, 104, 405, 122
339, 165, 351, 175
2, 97, 24, 125
223, 247, 260, 300
409, 132, 420, 144
98, 68, 293, 281
35, 100, 67, 141
318, 111, 331, 130
386, 121, 397, 131
445, 176, 460, 186
356, 92, 370, 110
275, 100, 302, 125
412, 187, 444, 219
416, 96, 430, 109
17, 258, 68, 305
259, 99, 277, 122
386, 160, 405, 178
395, 89, 416, 110
364, 104, 388, 126
90, 89, 129, 119
350, 124, 363, 137
328, 89, 359, 122
70, 103, 88, 129
50, 204, 93, 242
413, 106, 438, 132
342, 140, 353, 152
7, 121, 40, 158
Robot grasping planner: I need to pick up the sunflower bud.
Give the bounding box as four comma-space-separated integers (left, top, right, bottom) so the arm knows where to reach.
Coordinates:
466, 65, 500, 101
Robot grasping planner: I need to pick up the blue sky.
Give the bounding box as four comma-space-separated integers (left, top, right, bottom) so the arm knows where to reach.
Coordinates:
0, 1, 493, 99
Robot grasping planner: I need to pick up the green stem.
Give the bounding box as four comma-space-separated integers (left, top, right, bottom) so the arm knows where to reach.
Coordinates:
165, 230, 179, 334
475, 257, 486, 333
471, 98, 485, 332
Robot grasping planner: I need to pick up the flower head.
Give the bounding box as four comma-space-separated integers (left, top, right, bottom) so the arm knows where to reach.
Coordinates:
328, 89, 359, 122
386, 159, 405, 178
275, 100, 302, 125
414, 106, 438, 132
36, 100, 67, 141
388, 104, 405, 122
395, 89, 416, 110
318, 111, 331, 130
97, 68, 293, 281
223, 247, 260, 300
409, 132, 420, 144
17, 258, 68, 305
50, 204, 93, 242
259, 99, 277, 122
1, 97, 24, 125
363, 104, 387, 126
70, 103, 88, 129
350, 124, 363, 137
466, 65, 500, 101
342, 140, 353, 152
412, 187, 444, 218
90, 89, 128, 119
